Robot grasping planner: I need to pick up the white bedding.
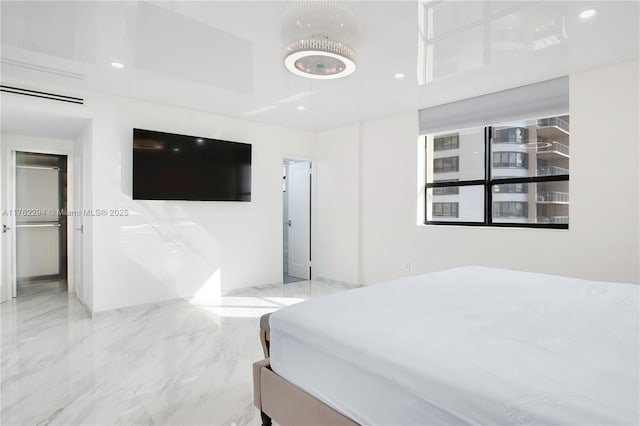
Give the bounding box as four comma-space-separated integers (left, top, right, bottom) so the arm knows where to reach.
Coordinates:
269, 267, 640, 425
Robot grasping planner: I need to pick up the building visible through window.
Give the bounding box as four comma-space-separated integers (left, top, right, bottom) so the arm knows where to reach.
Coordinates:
492, 152, 528, 168
433, 156, 459, 173
432, 202, 459, 218
493, 201, 528, 218
424, 115, 569, 227
434, 134, 460, 151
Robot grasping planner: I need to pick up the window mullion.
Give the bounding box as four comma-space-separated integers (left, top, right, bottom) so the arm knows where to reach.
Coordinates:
485, 126, 492, 225
426, 179, 485, 188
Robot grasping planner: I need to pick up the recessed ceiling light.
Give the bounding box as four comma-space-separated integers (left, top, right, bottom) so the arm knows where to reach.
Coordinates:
579, 8, 597, 19
196, 138, 204, 144
110, 62, 125, 69
172, 148, 180, 152
394, 72, 406, 80
296, 105, 306, 111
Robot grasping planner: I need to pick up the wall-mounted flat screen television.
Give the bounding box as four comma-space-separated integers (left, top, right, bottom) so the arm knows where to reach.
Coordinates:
133, 128, 252, 201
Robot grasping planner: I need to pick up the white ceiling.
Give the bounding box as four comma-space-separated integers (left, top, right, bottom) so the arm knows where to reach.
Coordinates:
1, 1, 638, 132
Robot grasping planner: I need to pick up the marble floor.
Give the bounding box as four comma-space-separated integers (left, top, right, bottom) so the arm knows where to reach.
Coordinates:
1, 279, 357, 426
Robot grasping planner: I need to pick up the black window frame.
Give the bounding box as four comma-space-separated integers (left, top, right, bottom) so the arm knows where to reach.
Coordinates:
425, 126, 569, 229
433, 179, 460, 195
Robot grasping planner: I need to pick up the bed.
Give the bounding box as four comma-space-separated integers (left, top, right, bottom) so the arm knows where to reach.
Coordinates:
253, 266, 640, 425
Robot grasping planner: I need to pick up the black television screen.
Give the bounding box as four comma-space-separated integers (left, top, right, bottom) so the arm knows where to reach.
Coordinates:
133, 128, 251, 201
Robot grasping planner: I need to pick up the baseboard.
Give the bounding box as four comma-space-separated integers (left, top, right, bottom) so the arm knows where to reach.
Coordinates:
222, 281, 283, 296
314, 276, 359, 287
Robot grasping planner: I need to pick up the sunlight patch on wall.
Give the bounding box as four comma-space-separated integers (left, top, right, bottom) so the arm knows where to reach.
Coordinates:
190, 269, 222, 305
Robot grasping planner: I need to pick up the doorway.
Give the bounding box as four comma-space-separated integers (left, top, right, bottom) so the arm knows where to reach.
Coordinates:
14, 152, 68, 296
0, 109, 88, 306
283, 159, 311, 284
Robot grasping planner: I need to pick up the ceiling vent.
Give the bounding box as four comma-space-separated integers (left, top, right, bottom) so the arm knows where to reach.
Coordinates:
0, 85, 84, 105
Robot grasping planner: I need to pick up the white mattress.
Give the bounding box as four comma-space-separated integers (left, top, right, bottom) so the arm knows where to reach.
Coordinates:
269, 267, 640, 425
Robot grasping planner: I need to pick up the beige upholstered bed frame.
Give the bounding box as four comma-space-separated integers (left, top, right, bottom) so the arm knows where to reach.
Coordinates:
253, 313, 359, 426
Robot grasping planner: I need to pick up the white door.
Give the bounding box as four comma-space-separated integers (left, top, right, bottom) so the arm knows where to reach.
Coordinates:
73, 216, 83, 301
287, 161, 311, 280
72, 155, 84, 303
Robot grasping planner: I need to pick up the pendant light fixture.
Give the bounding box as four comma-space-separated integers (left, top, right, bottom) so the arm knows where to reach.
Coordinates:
282, 1, 358, 80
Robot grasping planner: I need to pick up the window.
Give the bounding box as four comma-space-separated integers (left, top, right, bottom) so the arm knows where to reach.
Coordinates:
434, 134, 459, 151
433, 202, 459, 218
492, 152, 528, 168
493, 127, 528, 144
493, 202, 528, 218
424, 115, 569, 228
433, 156, 459, 173
433, 179, 460, 195
493, 183, 528, 193
433, 186, 460, 195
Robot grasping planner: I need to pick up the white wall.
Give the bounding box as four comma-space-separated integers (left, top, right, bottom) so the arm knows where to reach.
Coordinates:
88, 94, 315, 311
569, 60, 639, 283
360, 114, 420, 283
1, 86, 315, 312
357, 60, 639, 285
314, 124, 360, 284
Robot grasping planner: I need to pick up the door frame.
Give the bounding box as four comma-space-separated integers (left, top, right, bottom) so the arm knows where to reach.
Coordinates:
0, 144, 3, 303
2, 142, 76, 298
282, 155, 315, 282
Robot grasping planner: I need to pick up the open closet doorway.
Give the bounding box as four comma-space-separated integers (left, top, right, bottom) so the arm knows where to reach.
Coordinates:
7, 150, 68, 297
282, 158, 311, 284
13, 152, 68, 297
